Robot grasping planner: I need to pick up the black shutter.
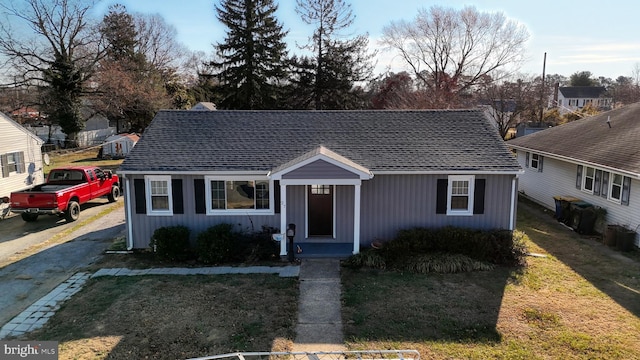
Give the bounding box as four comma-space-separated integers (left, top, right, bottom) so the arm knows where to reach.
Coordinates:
601, 172, 609, 199
0, 154, 8, 178
194, 179, 206, 214
576, 165, 583, 189
274, 180, 281, 214
473, 179, 486, 214
134, 179, 146, 214
436, 179, 448, 214
538, 156, 543, 172
621, 176, 631, 206
172, 179, 184, 214
525, 152, 530, 168
593, 170, 602, 196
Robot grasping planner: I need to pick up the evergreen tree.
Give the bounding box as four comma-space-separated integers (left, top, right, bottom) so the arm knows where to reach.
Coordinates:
293, 0, 374, 109
212, 0, 289, 109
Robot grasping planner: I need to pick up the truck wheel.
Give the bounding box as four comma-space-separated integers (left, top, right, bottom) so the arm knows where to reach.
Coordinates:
65, 201, 80, 222
107, 186, 120, 203
21, 213, 39, 222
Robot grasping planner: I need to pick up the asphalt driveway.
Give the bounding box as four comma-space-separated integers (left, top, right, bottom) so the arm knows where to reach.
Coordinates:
0, 201, 125, 326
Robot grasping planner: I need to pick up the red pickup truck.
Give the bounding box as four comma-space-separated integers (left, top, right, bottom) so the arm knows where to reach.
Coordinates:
10, 166, 120, 223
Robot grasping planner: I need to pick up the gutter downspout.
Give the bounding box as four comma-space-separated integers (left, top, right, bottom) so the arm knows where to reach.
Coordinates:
124, 175, 134, 250
509, 175, 518, 231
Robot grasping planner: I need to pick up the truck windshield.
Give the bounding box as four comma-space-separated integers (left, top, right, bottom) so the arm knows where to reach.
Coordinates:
49, 170, 85, 182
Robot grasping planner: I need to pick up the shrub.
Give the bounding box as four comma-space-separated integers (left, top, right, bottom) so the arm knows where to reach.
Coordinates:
240, 226, 279, 263
350, 227, 528, 271
196, 223, 239, 264
343, 249, 386, 269
398, 253, 494, 274
150, 225, 191, 261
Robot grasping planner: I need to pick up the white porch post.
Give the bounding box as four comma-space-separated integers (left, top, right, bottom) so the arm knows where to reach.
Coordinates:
280, 183, 288, 256
353, 183, 361, 254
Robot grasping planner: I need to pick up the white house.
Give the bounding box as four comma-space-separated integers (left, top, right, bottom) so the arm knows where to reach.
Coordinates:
553, 86, 612, 115
0, 113, 45, 198
508, 103, 640, 247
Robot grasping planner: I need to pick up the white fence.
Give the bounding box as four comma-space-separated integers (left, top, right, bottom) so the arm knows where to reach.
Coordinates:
24, 125, 116, 147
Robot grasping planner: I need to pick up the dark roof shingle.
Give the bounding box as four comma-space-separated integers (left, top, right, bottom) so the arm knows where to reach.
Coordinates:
508, 102, 640, 175
120, 110, 521, 173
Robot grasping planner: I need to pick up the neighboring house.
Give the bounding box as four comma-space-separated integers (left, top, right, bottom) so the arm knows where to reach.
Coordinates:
507, 102, 640, 247
553, 86, 612, 115
0, 112, 45, 198
102, 133, 139, 159
190, 102, 217, 111
118, 110, 523, 256
515, 122, 553, 137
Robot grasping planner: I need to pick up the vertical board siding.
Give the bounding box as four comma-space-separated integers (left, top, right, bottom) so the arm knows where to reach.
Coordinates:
359, 174, 514, 245
517, 152, 640, 246
0, 118, 44, 198
130, 174, 281, 248
129, 174, 516, 249
282, 160, 359, 179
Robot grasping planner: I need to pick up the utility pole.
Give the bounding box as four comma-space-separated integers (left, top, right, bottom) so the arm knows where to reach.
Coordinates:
540, 52, 546, 124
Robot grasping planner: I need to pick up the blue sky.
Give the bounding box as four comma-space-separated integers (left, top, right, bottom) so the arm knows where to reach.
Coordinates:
93, 0, 640, 80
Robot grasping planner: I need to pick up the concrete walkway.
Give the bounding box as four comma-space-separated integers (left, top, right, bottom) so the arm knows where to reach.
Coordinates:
293, 259, 346, 352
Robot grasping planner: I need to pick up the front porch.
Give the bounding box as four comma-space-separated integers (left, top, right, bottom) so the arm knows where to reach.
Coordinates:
268, 146, 374, 258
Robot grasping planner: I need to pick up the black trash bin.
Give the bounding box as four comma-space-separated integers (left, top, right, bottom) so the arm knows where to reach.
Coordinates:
616, 228, 637, 252
553, 196, 581, 223
570, 201, 595, 234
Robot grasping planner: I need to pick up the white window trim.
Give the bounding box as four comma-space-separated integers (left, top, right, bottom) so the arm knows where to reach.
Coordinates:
145, 175, 173, 216
204, 175, 274, 215
447, 175, 475, 216
529, 153, 540, 170
582, 166, 595, 194
608, 172, 623, 204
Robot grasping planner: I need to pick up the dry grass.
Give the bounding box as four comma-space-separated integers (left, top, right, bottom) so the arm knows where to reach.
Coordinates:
44, 147, 123, 175
22, 275, 298, 359
342, 201, 640, 359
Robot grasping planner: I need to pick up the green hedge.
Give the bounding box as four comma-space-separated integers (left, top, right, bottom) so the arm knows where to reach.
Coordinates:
150, 225, 191, 261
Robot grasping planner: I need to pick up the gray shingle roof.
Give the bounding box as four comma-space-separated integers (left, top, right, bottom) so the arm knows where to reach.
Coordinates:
559, 86, 607, 98
508, 102, 640, 176
119, 110, 521, 173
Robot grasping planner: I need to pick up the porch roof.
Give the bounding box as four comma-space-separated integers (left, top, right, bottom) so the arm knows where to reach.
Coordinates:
269, 145, 373, 180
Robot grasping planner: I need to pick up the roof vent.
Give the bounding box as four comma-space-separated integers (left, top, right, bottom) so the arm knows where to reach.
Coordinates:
606, 115, 611, 128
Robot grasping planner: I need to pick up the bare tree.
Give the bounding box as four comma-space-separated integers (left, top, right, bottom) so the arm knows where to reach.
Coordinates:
0, 0, 105, 145
381, 6, 529, 108
135, 13, 187, 72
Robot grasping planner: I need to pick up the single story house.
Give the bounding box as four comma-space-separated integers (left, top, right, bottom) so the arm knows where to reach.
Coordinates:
102, 133, 140, 158
507, 102, 640, 247
118, 110, 523, 256
0, 112, 45, 199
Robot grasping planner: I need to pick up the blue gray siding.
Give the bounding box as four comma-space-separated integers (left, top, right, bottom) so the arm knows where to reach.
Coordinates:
127, 173, 515, 249
359, 174, 515, 244
282, 160, 358, 179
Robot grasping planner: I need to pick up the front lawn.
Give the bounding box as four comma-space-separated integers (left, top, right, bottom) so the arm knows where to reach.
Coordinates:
342, 203, 640, 359
23, 275, 298, 359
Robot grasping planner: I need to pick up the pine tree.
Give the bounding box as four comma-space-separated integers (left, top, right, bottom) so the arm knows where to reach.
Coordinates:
293, 0, 374, 109
212, 0, 289, 109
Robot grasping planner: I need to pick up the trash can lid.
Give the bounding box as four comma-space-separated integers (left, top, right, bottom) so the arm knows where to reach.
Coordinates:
571, 200, 593, 208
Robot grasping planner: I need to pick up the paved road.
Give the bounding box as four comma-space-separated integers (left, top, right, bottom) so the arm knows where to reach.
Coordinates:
0, 200, 125, 326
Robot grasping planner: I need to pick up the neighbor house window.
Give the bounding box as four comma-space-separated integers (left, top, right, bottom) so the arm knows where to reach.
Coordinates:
145, 175, 173, 215
582, 167, 595, 193
609, 173, 623, 202
205, 176, 272, 214
447, 175, 475, 216
530, 153, 540, 169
